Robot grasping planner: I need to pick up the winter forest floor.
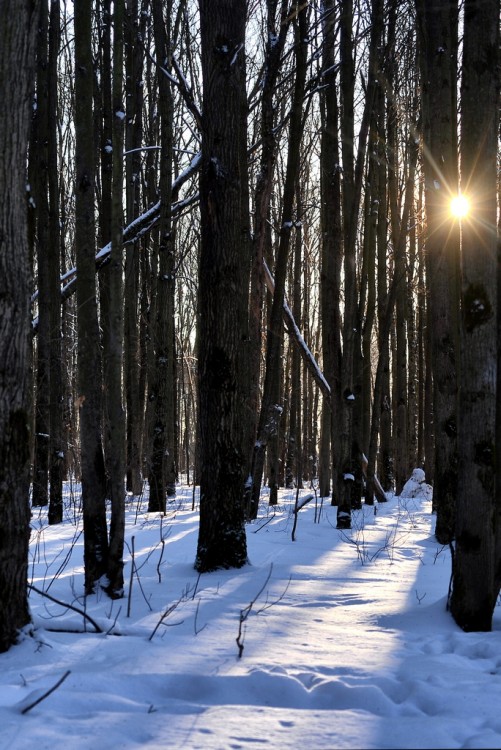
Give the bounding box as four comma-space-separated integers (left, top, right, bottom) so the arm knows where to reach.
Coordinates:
1, 475, 501, 749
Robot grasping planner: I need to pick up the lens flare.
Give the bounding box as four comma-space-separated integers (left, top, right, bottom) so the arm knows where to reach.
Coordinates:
450, 194, 470, 219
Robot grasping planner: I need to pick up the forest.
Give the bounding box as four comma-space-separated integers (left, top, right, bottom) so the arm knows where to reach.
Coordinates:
0, 0, 499, 657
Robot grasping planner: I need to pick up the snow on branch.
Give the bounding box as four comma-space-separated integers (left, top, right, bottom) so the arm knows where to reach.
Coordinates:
31, 152, 201, 332
262, 259, 331, 402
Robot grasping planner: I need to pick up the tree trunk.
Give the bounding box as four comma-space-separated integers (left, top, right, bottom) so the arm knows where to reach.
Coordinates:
450, 0, 500, 631
97, 0, 113, 493
336, 0, 357, 528
74, 0, 109, 594
246, 0, 289, 502
361, 180, 377, 463
47, 0, 64, 525
148, 0, 178, 512
376, 74, 393, 492
416, 187, 426, 469
195, 0, 251, 571
285, 204, 303, 490
104, 0, 126, 597
415, 0, 460, 543
124, 0, 145, 496
407, 219, 419, 470
0, 0, 38, 652
366, 133, 418, 504
386, 13, 408, 495
32, 0, 50, 509
337, 0, 382, 525
248, 2, 309, 520
320, 0, 343, 504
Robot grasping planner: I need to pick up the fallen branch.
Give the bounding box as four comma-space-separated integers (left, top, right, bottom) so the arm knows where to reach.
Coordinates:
29, 585, 103, 633
19, 670, 71, 715
291, 493, 314, 542
294, 493, 314, 513
251, 513, 277, 533
361, 453, 386, 504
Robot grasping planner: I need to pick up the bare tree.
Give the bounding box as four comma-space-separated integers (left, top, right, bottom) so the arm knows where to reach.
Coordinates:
0, 0, 38, 652
245, 0, 290, 509
195, 0, 251, 571
147, 0, 178, 513
32, 0, 51, 509
124, 0, 146, 496
74, 0, 109, 593
248, 0, 309, 520
319, 0, 342, 501
450, 0, 500, 631
104, 0, 126, 597
415, 0, 460, 543
47, 0, 64, 525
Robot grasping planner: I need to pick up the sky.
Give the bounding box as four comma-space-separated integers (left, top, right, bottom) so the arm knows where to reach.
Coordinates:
1, 471, 500, 750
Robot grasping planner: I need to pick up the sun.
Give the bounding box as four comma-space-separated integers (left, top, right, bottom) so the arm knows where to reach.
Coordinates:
450, 194, 470, 219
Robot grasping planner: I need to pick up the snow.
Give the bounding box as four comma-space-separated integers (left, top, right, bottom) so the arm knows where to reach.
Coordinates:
400, 468, 433, 501
1, 477, 500, 749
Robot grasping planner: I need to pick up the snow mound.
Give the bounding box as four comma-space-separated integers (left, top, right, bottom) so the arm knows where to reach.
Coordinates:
400, 468, 433, 501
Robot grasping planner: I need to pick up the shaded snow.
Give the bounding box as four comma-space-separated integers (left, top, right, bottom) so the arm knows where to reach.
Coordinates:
0, 478, 500, 749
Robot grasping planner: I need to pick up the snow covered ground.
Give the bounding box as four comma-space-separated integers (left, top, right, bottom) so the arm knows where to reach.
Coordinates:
1, 476, 500, 749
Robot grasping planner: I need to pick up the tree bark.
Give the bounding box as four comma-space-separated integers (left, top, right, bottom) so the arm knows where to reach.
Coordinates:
415, 0, 460, 542
320, 0, 343, 504
450, 0, 500, 631
246, 0, 289, 497
0, 0, 38, 652
285, 189, 303, 491
32, 0, 50, 508
195, 0, 251, 571
248, 1, 309, 520
336, 0, 382, 525
104, 0, 126, 597
47, 0, 64, 525
74, 0, 109, 594
124, 0, 145, 496
147, 0, 178, 512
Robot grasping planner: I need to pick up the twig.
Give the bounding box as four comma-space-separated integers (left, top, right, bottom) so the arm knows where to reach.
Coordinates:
251, 513, 276, 533
236, 565, 274, 658
148, 584, 193, 641
20, 670, 71, 715
106, 606, 122, 636
192, 572, 202, 600
127, 535, 135, 618
157, 519, 166, 583
124, 538, 153, 612
447, 541, 455, 611
415, 590, 426, 605
194, 598, 207, 635
28, 585, 103, 633
45, 530, 83, 592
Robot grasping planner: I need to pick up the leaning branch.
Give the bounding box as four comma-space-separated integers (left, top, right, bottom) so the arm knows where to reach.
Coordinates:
31, 152, 202, 332
263, 259, 331, 402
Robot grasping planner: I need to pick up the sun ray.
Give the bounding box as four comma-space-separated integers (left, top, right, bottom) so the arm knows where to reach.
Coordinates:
450, 194, 470, 219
